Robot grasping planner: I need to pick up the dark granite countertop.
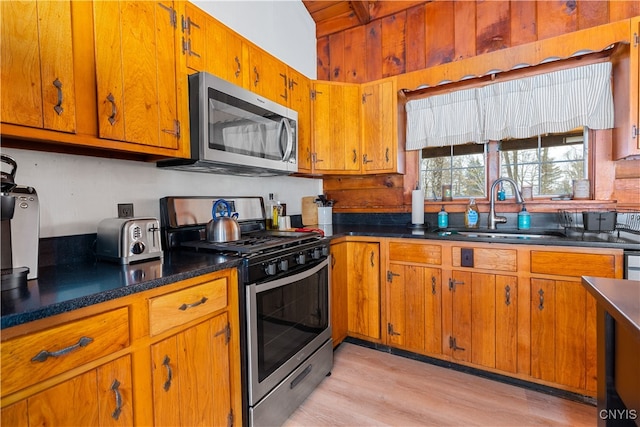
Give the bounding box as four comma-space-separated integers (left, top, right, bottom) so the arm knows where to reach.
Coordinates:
328, 223, 640, 250
1, 251, 243, 330
582, 276, 640, 342
3, 219, 637, 331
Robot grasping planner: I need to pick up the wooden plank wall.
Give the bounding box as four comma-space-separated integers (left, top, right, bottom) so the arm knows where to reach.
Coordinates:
319, 1, 640, 213
317, 1, 640, 82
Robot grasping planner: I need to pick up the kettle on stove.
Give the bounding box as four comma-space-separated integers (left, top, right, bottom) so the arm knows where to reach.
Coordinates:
1, 154, 39, 290
206, 199, 241, 243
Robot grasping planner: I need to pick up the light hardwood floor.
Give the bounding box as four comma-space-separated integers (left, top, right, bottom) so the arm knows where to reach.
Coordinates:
283, 342, 596, 427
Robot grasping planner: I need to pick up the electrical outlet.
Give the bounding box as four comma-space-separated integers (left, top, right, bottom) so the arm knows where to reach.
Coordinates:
461, 248, 474, 267
118, 203, 134, 218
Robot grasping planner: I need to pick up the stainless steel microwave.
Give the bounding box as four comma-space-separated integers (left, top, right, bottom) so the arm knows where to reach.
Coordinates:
158, 72, 298, 176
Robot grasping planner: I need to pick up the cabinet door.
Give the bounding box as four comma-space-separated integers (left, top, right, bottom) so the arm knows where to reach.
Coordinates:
361, 79, 397, 173
94, 1, 179, 149
530, 278, 593, 390
387, 264, 441, 354
182, 3, 206, 72
3, 356, 133, 427
447, 271, 472, 362
347, 242, 380, 340
151, 313, 232, 426
312, 82, 361, 173
248, 44, 289, 104
1, 0, 76, 132
330, 242, 349, 346
288, 68, 313, 174
205, 17, 246, 86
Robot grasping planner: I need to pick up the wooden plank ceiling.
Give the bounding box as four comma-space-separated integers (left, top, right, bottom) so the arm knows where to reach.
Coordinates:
303, 1, 427, 38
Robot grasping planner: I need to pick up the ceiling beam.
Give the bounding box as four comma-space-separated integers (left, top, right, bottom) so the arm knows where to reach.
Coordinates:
349, 1, 371, 25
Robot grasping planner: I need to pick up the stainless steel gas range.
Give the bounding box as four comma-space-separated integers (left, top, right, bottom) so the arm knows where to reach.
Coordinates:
160, 196, 333, 427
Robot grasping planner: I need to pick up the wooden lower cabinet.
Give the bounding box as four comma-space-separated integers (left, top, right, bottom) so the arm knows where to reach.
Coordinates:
346, 241, 381, 340
386, 263, 442, 355
1, 269, 241, 426
1, 355, 133, 427
330, 241, 349, 347
377, 238, 622, 397
443, 271, 518, 372
151, 312, 232, 426
530, 278, 598, 393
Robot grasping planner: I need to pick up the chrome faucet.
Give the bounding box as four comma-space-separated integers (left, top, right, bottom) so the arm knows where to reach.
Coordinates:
488, 177, 524, 229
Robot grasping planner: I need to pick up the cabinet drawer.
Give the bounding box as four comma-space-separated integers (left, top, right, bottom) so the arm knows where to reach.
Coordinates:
388, 242, 442, 265
1, 307, 129, 396
531, 251, 616, 277
149, 278, 228, 336
452, 246, 517, 272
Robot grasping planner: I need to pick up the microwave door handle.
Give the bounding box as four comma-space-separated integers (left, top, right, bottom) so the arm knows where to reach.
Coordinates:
281, 118, 293, 162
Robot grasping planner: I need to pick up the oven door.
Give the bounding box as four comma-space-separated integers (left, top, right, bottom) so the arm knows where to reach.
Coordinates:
246, 257, 331, 406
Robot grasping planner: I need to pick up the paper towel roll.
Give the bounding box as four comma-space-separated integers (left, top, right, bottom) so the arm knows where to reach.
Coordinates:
412, 189, 424, 224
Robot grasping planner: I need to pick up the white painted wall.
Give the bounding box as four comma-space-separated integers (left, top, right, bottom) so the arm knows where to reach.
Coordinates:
193, 0, 317, 78
2, 1, 319, 238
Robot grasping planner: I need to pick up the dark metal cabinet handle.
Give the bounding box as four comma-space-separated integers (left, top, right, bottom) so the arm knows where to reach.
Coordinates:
178, 296, 208, 311
253, 66, 259, 86
111, 379, 122, 420
162, 355, 173, 391
234, 56, 241, 77
280, 73, 288, 101
505, 285, 511, 306
106, 93, 117, 125
385, 147, 390, 162
53, 78, 63, 115
538, 289, 545, 310
352, 149, 357, 164
370, 251, 375, 267
431, 275, 437, 295
331, 256, 336, 269
31, 336, 94, 362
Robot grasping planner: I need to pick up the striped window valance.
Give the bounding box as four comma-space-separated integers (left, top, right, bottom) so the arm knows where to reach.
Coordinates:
405, 62, 614, 150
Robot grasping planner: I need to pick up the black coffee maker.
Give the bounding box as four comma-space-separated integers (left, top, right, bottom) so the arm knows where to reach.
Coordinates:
1, 154, 39, 291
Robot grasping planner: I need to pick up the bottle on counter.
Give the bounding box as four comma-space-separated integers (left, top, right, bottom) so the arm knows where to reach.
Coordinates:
272, 198, 283, 230
266, 193, 277, 230
518, 204, 531, 230
497, 182, 506, 201
438, 205, 449, 229
465, 198, 479, 228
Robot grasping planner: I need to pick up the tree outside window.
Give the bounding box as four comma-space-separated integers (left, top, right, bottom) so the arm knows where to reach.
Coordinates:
419, 128, 586, 199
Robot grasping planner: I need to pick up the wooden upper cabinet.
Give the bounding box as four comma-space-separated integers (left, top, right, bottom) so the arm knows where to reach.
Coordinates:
613, 16, 640, 159
1, 0, 76, 133
181, 3, 206, 72
288, 68, 313, 174
204, 16, 248, 87
93, 1, 180, 149
247, 44, 289, 104
361, 79, 399, 174
311, 81, 361, 174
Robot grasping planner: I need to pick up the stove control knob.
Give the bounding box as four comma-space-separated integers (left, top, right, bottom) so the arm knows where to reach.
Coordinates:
311, 248, 321, 260
295, 252, 306, 265
322, 246, 329, 257
131, 241, 145, 255
265, 262, 277, 276
279, 259, 289, 272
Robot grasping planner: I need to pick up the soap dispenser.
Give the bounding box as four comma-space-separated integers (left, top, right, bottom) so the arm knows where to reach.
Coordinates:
438, 205, 449, 228
518, 204, 531, 230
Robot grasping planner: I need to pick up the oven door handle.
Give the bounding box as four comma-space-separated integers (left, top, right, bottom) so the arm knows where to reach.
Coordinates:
251, 256, 329, 293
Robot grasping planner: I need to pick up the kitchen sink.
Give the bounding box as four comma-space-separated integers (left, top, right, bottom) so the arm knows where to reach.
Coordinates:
437, 229, 567, 240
